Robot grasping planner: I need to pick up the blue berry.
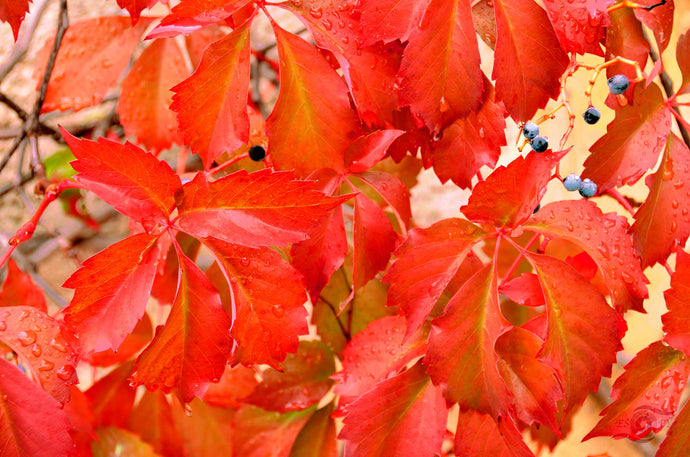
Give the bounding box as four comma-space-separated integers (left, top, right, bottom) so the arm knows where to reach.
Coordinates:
607, 74, 629, 95
563, 173, 582, 191
249, 145, 266, 161
583, 107, 601, 124
530, 135, 548, 153
523, 122, 539, 140
579, 178, 597, 198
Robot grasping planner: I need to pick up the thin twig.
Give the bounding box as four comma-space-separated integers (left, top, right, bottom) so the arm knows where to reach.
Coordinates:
0, 0, 51, 82
0, 91, 62, 138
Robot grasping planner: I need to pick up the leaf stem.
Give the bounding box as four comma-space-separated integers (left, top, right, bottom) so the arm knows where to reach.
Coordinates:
498, 232, 540, 288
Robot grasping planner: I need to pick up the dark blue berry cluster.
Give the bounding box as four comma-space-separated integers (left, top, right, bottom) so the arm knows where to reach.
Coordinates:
562, 173, 597, 198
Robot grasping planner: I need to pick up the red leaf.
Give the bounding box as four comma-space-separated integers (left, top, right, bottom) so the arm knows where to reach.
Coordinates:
455, 411, 535, 457
583, 83, 672, 191
116, 0, 159, 24
203, 364, 258, 408
92, 426, 161, 457
461, 150, 566, 228
86, 312, 153, 367
632, 134, 690, 268
398, 0, 483, 131
0, 306, 78, 403
527, 252, 625, 409
203, 238, 308, 368
63, 129, 181, 225
339, 361, 447, 457
175, 170, 348, 248
36, 17, 152, 112
656, 394, 690, 457
492, 0, 568, 121
523, 200, 648, 313
0, 0, 31, 40
148, 0, 252, 38
352, 194, 397, 291
170, 24, 251, 169
358, 171, 411, 228
127, 391, 183, 457
496, 328, 562, 432
117, 38, 187, 153
243, 341, 334, 413
86, 361, 136, 428
0, 358, 73, 457
356, 0, 428, 47
131, 253, 233, 403
172, 398, 234, 457
585, 341, 689, 440
332, 315, 427, 404
266, 25, 363, 177
542, 0, 612, 55
384, 218, 487, 336
678, 30, 690, 94
499, 273, 545, 307
430, 77, 507, 189
232, 405, 312, 457
290, 403, 337, 457
425, 264, 512, 415
0, 258, 46, 311
345, 130, 404, 174
63, 233, 161, 353
633, 0, 674, 52
604, 8, 650, 91
185, 25, 228, 69
663, 249, 690, 355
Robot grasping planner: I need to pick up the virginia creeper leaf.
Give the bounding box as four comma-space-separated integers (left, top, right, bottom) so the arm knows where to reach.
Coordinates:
585, 341, 689, 440
63, 233, 160, 353
345, 130, 404, 174
233, 405, 312, 457
339, 361, 447, 457
131, 253, 233, 403
425, 263, 512, 415
496, 327, 562, 432
461, 149, 566, 228
632, 134, 690, 268
175, 170, 348, 248
116, 0, 159, 24
0, 0, 31, 40
185, 25, 228, 69
678, 30, 690, 94
172, 398, 234, 457
118, 38, 187, 153
203, 364, 258, 408
499, 273, 545, 308
148, 0, 252, 38
86, 361, 136, 428
542, 0, 612, 55
63, 129, 181, 225
92, 426, 162, 457
656, 395, 690, 457
633, 0, 674, 53
203, 238, 308, 368
0, 258, 46, 311
0, 358, 73, 457
431, 76, 507, 189
492, 0, 569, 121
527, 252, 625, 409
523, 200, 648, 313
244, 341, 334, 413
384, 218, 487, 336
355, 0, 428, 47
332, 315, 427, 404
127, 391, 184, 457
290, 403, 337, 457
86, 312, 153, 367
583, 83, 672, 191
358, 171, 412, 228
170, 23, 251, 169
398, 0, 483, 131
352, 193, 397, 291
267, 25, 363, 177
604, 8, 649, 89
455, 411, 535, 457
663, 249, 690, 355
36, 17, 152, 112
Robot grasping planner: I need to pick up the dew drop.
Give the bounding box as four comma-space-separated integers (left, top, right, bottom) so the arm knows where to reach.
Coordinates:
50, 339, 68, 353
439, 96, 449, 112
184, 403, 193, 416
18, 310, 30, 321
56, 364, 75, 381
322, 19, 333, 30
38, 359, 54, 371
309, 7, 323, 18
566, 220, 574, 232
672, 221, 678, 233
672, 200, 680, 209
272, 305, 285, 317
0, 321, 6, 332
17, 330, 37, 346
31, 344, 42, 357
240, 257, 250, 267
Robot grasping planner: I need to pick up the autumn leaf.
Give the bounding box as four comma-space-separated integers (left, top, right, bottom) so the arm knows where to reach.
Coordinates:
492, 0, 569, 121
92, 426, 163, 457
678, 30, 690, 94
148, 0, 252, 38
244, 341, 334, 413
267, 24, 363, 177
632, 133, 690, 268
384, 218, 487, 336
62, 128, 181, 226
86, 313, 153, 367
357, 170, 412, 228
604, 8, 650, 88
585, 341, 689, 440
86, 361, 137, 428
339, 361, 447, 457
36, 16, 152, 112
398, 0, 483, 131
172, 398, 235, 457
355, 0, 428, 47
455, 411, 535, 457
118, 38, 187, 153
0, 0, 31, 40
116, 0, 159, 24
63, 233, 160, 353
0, 258, 46, 311
131, 252, 233, 403
175, 169, 349, 248
526, 252, 625, 409
583, 83, 672, 191
233, 405, 312, 457
523, 200, 649, 313
203, 364, 258, 408
662, 249, 690, 356
542, 0, 612, 55
633, 0, 674, 53
204, 238, 308, 368
290, 403, 337, 457
0, 358, 73, 457
127, 391, 183, 457
170, 24, 251, 169
656, 395, 690, 457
